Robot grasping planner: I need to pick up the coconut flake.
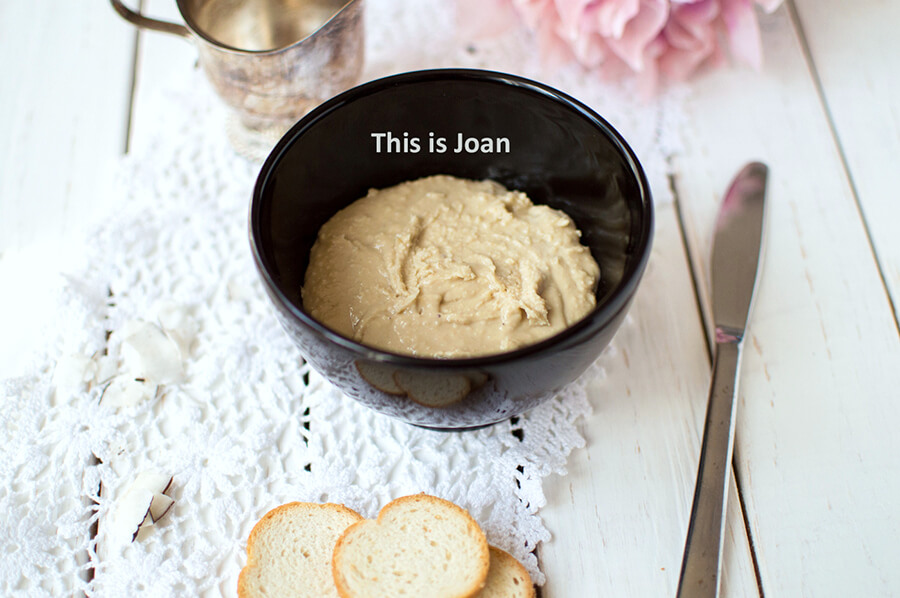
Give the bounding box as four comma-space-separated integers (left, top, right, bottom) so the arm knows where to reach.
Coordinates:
109, 489, 152, 547
93, 353, 119, 385
118, 320, 183, 384
157, 302, 197, 359
148, 493, 175, 523
107, 472, 175, 549
100, 375, 157, 408
134, 513, 156, 542
132, 471, 173, 494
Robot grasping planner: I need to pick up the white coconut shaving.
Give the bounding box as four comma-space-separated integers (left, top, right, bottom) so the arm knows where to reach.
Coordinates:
106, 471, 175, 552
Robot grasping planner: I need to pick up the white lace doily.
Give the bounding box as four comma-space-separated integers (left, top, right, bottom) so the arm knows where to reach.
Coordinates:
0, 1, 680, 595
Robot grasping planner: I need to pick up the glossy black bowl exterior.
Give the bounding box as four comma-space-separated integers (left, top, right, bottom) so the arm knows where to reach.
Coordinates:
250, 69, 653, 429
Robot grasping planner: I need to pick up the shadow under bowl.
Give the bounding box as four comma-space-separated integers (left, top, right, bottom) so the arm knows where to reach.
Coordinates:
250, 69, 653, 430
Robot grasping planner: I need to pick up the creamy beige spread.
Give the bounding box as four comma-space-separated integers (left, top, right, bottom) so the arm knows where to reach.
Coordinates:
302, 175, 600, 357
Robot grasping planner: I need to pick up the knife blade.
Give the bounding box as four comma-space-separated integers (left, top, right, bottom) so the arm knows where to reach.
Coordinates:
710, 162, 768, 340
676, 162, 768, 598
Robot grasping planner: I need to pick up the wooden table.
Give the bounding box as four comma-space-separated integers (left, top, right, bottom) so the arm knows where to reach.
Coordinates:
2, 1, 898, 596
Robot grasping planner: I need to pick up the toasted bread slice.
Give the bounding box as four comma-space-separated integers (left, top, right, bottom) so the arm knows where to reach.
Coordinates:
332, 494, 490, 598
476, 546, 535, 597
238, 502, 363, 598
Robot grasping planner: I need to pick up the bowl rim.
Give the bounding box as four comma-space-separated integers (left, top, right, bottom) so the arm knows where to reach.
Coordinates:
250, 68, 654, 369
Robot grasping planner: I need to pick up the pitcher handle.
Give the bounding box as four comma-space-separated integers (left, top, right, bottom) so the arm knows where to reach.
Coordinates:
110, 0, 191, 38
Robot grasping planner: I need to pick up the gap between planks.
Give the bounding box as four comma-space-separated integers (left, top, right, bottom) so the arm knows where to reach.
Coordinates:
122, 1, 145, 155
86, 3, 143, 587
785, 0, 900, 337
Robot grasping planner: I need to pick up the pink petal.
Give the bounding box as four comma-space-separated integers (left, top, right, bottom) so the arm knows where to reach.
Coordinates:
674, 0, 719, 24
553, 0, 594, 39
605, 0, 669, 71
664, 13, 714, 51
534, 7, 578, 67
635, 36, 667, 98
665, 0, 717, 51
659, 43, 714, 80
591, 0, 642, 38
664, 16, 696, 49
572, 30, 609, 68
720, 0, 763, 69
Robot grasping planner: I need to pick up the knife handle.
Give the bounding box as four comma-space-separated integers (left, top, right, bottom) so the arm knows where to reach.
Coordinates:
676, 338, 743, 598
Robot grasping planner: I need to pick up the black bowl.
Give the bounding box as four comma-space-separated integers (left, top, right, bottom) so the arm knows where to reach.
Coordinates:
250, 69, 653, 430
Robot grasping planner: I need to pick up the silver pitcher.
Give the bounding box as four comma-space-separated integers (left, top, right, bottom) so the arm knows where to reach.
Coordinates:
111, 0, 364, 132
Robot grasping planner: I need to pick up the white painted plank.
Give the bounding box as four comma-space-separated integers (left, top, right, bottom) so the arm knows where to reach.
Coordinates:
672, 7, 900, 597
792, 0, 900, 325
539, 202, 760, 597
0, 3, 136, 377
0, 2, 135, 253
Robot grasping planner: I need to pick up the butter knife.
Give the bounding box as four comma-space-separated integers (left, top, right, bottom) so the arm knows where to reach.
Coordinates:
676, 162, 768, 598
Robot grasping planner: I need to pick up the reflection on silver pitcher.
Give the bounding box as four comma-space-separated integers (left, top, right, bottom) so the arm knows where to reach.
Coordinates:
111, 0, 364, 132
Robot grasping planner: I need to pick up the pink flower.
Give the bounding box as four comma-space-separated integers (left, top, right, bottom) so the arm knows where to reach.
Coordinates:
457, 0, 783, 93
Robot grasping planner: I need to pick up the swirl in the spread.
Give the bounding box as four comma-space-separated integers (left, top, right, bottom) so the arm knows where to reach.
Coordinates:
302, 175, 600, 357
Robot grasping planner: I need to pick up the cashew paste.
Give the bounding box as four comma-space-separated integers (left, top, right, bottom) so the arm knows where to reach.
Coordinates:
302, 175, 600, 357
